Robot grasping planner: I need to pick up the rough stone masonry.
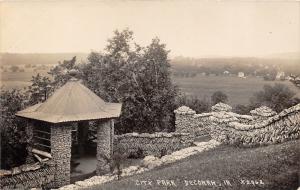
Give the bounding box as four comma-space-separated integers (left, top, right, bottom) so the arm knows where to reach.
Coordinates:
174, 103, 300, 146
96, 120, 113, 175
50, 125, 72, 188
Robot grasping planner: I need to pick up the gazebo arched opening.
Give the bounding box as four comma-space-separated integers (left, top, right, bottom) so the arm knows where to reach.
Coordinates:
16, 77, 121, 188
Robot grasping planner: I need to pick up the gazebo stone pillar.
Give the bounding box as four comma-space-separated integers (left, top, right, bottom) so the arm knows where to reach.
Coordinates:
50, 125, 72, 187
96, 119, 114, 175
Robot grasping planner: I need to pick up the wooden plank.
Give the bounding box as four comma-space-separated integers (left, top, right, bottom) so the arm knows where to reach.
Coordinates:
33, 154, 43, 162
34, 143, 51, 149
42, 158, 49, 162
34, 136, 51, 141
33, 129, 51, 135
32, 148, 52, 159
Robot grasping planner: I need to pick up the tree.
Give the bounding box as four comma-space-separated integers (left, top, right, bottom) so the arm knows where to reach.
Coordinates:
211, 91, 228, 105
81, 29, 136, 102
176, 95, 210, 113
249, 83, 299, 112
122, 37, 178, 132
9, 65, 19, 72
44, 29, 178, 133
0, 89, 29, 169
27, 73, 53, 104
48, 56, 78, 89
80, 29, 178, 133
234, 104, 251, 115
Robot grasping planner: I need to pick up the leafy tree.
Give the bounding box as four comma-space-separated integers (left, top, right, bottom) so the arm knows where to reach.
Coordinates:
249, 83, 299, 112
0, 89, 29, 169
81, 30, 137, 102
211, 91, 228, 105
126, 37, 178, 132
48, 56, 78, 89
27, 73, 53, 104
176, 95, 210, 113
234, 104, 251, 115
9, 65, 19, 72
79, 30, 177, 133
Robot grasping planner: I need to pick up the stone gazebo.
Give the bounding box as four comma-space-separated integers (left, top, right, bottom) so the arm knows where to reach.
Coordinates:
16, 77, 122, 187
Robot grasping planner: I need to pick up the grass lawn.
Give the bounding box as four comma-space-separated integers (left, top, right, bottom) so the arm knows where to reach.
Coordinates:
85, 140, 300, 190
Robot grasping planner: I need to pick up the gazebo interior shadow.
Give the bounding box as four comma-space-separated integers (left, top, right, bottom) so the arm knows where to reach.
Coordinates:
70, 121, 98, 182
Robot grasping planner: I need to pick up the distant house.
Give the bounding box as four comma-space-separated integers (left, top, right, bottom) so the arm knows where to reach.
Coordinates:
285, 76, 293, 81
200, 72, 206, 76
276, 71, 285, 80
238, 72, 245, 78
223, 71, 230, 75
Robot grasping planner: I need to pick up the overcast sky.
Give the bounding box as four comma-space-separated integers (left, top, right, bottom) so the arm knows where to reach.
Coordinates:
1, 0, 300, 58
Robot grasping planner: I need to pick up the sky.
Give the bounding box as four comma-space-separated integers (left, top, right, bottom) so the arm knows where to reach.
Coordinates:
1, 0, 300, 58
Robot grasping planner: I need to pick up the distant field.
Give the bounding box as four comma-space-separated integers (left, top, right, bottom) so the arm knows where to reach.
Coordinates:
173, 75, 300, 106
1, 71, 299, 106
0, 70, 50, 90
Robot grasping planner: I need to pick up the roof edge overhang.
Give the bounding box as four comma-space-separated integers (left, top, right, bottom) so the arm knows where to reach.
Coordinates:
15, 114, 120, 124
15, 102, 122, 124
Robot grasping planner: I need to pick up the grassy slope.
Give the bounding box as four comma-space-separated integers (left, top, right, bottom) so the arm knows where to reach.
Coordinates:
86, 140, 300, 190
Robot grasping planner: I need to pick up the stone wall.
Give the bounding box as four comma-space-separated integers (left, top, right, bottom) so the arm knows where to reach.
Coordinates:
114, 132, 194, 157
209, 104, 300, 146
50, 125, 72, 188
174, 106, 210, 136
0, 161, 55, 190
174, 103, 300, 147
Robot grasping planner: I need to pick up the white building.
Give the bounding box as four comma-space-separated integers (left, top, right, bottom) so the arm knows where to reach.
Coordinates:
276, 71, 285, 80
238, 72, 245, 78
223, 71, 230, 75
285, 76, 293, 81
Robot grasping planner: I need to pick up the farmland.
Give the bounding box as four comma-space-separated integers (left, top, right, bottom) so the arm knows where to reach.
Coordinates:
173, 75, 300, 106
1, 69, 299, 107
0, 69, 50, 90
1, 52, 299, 106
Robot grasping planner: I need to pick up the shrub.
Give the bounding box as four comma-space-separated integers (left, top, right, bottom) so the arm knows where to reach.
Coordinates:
9, 65, 19, 72
249, 83, 299, 112
175, 95, 210, 113
100, 146, 127, 180
234, 104, 251, 115
211, 91, 228, 105
0, 89, 29, 169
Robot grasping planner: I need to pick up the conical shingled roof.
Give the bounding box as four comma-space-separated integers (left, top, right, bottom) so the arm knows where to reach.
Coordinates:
16, 78, 122, 123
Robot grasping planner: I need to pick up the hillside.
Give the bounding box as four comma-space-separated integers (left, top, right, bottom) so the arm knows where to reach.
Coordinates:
86, 139, 300, 190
